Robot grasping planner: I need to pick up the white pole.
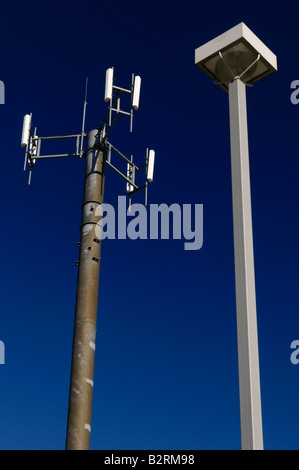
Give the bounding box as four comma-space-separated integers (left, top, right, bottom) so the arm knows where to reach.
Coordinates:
228, 78, 263, 450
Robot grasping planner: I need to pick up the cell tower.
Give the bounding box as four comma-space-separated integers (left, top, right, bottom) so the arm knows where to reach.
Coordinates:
21, 69, 155, 450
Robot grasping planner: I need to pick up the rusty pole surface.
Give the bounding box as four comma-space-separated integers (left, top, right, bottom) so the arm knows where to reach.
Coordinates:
65, 129, 105, 450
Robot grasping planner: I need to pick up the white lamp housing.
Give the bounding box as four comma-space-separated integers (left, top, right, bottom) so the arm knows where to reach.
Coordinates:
147, 150, 155, 182
104, 68, 113, 102
21, 114, 31, 147
132, 76, 141, 110
195, 22, 277, 93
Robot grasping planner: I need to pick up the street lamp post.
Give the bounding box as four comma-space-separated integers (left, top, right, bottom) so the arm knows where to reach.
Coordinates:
195, 23, 277, 450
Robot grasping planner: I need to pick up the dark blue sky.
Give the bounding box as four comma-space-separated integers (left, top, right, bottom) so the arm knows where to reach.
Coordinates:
0, 0, 298, 450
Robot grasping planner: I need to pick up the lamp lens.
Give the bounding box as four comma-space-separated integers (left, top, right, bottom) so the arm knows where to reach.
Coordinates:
215, 49, 257, 82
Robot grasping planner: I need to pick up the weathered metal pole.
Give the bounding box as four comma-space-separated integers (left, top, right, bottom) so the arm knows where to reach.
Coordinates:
66, 128, 105, 450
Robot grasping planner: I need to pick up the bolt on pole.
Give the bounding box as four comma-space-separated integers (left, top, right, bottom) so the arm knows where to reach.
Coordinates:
65, 128, 105, 450
228, 78, 263, 450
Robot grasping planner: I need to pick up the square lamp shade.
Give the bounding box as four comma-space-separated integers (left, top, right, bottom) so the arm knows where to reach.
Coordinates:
195, 22, 277, 92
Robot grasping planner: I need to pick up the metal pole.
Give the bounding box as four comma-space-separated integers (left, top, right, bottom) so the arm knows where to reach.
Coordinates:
65, 128, 105, 450
228, 78, 263, 450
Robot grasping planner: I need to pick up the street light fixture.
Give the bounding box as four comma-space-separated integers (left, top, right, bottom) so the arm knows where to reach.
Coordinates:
195, 23, 277, 450
195, 22, 277, 92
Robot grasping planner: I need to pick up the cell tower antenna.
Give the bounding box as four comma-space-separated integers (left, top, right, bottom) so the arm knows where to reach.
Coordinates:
80, 77, 88, 157
84, 76, 88, 102
21, 69, 156, 450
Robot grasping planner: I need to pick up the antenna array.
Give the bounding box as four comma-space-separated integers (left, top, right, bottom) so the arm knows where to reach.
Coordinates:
21, 68, 155, 205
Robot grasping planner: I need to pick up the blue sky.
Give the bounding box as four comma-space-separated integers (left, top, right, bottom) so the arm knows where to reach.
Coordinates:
0, 0, 298, 450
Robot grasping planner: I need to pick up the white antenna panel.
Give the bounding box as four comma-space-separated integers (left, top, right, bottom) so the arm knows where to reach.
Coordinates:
132, 76, 141, 110
147, 150, 155, 182
21, 114, 31, 147
127, 163, 134, 193
104, 68, 113, 102
32, 135, 38, 157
